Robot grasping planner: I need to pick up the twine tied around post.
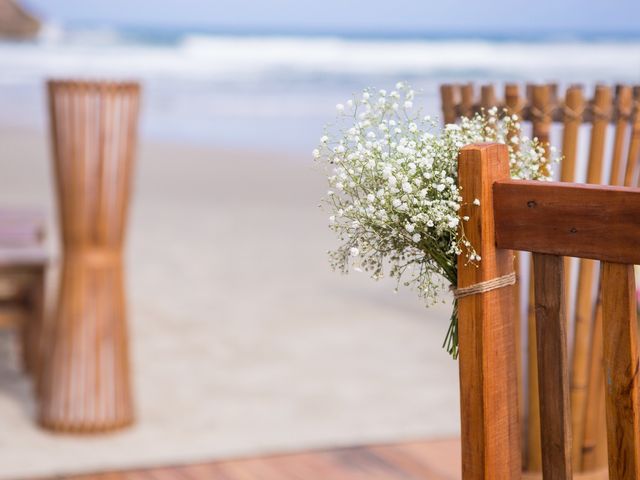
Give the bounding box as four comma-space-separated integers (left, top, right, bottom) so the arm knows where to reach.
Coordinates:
451, 271, 517, 300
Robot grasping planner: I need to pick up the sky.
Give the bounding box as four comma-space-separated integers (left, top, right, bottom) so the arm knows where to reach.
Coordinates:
22, 0, 640, 34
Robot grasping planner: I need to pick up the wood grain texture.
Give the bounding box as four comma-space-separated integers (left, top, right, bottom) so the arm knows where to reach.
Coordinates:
503, 83, 525, 463
601, 263, 640, 480
526, 259, 542, 473
569, 85, 611, 472
532, 253, 572, 480
559, 85, 584, 183
457, 143, 521, 480
26, 439, 463, 480
460, 83, 475, 119
493, 180, 640, 264
41, 79, 141, 433
441, 84, 457, 124
440, 83, 640, 476
581, 300, 606, 471
624, 87, 640, 187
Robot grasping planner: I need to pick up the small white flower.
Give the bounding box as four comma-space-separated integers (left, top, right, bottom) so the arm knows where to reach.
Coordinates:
336, 103, 344, 112
312, 149, 320, 158
329, 215, 335, 224
320, 135, 329, 144
404, 100, 413, 109
392, 198, 402, 208
349, 247, 359, 257
473, 198, 481, 206
366, 194, 375, 202
412, 233, 421, 243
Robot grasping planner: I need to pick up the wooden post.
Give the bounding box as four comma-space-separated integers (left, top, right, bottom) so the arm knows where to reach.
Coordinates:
458, 143, 521, 480
532, 253, 572, 480
601, 262, 640, 480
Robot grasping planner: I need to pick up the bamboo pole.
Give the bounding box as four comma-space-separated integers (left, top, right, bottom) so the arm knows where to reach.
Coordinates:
460, 83, 475, 118
569, 84, 612, 469
504, 83, 525, 464
581, 85, 634, 471
623, 87, 640, 187
440, 84, 457, 125
525, 84, 554, 472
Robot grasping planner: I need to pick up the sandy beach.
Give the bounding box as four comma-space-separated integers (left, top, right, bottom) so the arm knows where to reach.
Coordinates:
0, 127, 459, 479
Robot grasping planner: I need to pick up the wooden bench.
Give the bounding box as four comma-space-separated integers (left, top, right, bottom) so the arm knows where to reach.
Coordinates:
458, 143, 639, 480
0, 209, 47, 375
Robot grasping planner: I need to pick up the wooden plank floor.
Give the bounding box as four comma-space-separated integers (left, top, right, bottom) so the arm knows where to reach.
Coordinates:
30, 438, 461, 480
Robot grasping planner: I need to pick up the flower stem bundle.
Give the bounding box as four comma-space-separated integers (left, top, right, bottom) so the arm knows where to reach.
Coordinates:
316, 83, 557, 358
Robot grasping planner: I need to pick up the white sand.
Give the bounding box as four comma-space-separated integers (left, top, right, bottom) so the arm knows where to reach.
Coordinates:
0, 128, 460, 479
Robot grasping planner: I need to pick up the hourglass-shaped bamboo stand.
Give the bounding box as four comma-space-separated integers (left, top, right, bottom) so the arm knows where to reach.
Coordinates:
40, 80, 140, 432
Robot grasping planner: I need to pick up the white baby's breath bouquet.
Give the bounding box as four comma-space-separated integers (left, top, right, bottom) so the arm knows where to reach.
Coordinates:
315, 83, 557, 358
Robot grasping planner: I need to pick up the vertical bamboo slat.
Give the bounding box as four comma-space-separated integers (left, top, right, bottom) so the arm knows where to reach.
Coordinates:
623, 87, 640, 187
40, 80, 140, 432
608, 86, 632, 185
570, 85, 612, 468
559, 86, 584, 182
460, 83, 475, 119
526, 84, 554, 472
558, 85, 584, 395
581, 299, 605, 471
581, 85, 632, 470
503, 83, 525, 458
440, 85, 457, 125
457, 143, 520, 480
480, 84, 497, 111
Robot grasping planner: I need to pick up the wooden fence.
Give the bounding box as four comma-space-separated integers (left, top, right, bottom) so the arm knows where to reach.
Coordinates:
442, 83, 640, 477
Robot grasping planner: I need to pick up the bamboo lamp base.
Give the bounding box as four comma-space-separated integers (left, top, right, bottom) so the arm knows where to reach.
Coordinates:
38, 257, 134, 433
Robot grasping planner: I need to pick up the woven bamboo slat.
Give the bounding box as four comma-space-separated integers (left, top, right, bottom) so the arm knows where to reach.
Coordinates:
41, 79, 140, 433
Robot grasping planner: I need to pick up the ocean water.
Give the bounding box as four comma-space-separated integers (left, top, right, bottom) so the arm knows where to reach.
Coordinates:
0, 24, 639, 151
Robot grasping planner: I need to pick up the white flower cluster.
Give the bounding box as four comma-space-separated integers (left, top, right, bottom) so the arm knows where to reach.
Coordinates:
316, 83, 556, 357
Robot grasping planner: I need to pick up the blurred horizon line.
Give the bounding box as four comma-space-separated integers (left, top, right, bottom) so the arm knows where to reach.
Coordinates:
10, 18, 640, 45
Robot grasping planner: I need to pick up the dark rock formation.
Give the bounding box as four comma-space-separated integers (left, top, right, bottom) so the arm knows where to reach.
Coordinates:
0, 0, 40, 39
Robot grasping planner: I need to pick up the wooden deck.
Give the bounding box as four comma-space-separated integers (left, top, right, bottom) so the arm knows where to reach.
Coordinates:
31, 438, 461, 480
